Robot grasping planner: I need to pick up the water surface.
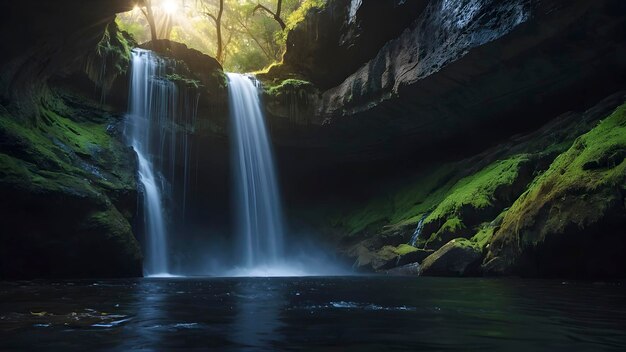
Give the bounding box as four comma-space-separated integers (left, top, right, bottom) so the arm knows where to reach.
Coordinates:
1, 277, 625, 350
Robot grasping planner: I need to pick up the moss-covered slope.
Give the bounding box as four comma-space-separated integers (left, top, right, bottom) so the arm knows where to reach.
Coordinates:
322, 92, 626, 276
484, 102, 626, 277
0, 87, 143, 279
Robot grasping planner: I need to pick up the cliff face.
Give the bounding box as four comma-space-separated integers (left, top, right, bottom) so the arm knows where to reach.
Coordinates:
266, 0, 626, 151
0, 0, 143, 278
266, 0, 429, 89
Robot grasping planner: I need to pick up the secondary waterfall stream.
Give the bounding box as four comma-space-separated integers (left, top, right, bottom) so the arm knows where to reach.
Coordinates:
126, 48, 198, 276
227, 73, 285, 270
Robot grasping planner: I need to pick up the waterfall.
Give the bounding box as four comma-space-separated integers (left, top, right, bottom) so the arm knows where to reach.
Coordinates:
126, 48, 198, 276
348, 0, 362, 23
409, 214, 429, 247
227, 73, 285, 268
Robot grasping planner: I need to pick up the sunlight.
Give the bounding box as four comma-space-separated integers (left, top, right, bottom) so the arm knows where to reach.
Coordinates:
162, 0, 178, 15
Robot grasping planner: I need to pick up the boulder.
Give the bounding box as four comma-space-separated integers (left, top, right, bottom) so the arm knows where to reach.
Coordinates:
419, 238, 483, 276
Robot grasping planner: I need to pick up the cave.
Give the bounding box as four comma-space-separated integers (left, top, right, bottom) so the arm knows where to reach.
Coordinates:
1, 0, 626, 349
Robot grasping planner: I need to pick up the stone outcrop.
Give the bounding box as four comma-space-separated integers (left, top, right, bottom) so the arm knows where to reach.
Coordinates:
264, 0, 428, 89
419, 239, 482, 276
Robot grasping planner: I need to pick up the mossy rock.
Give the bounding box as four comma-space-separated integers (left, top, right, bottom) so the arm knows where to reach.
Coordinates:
420, 155, 532, 248
0, 88, 142, 278
485, 102, 626, 277
419, 238, 483, 277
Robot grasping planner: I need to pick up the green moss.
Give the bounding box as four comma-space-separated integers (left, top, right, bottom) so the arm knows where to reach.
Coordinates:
394, 244, 418, 256
423, 216, 468, 249
469, 209, 508, 250
95, 22, 133, 74
85, 209, 142, 259
495, 102, 626, 244
1, 100, 134, 196
331, 163, 458, 237
0, 112, 72, 172
265, 78, 315, 98
0, 152, 102, 202
40, 107, 111, 156
471, 226, 495, 250
165, 73, 202, 89
439, 217, 466, 234
425, 155, 529, 225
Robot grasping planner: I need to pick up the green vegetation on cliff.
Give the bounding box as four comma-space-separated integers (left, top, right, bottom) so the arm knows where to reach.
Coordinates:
265, 78, 315, 98
85, 21, 135, 94
421, 155, 530, 248
332, 163, 458, 238
486, 102, 626, 272
327, 95, 626, 274
0, 89, 143, 278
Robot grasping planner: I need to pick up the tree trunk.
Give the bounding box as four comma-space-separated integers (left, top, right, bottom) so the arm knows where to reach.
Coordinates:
216, 0, 224, 62
143, 0, 158, 42
253, 1, 286, 30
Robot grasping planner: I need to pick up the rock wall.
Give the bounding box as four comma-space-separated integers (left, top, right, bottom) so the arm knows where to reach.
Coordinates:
265, 0, 626, 174
0, 0, 142, 278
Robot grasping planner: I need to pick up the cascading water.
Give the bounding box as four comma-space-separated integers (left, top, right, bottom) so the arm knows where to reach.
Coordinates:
126, 48, 198, 276
227, 73, 285, 269
409, 213, 429, 247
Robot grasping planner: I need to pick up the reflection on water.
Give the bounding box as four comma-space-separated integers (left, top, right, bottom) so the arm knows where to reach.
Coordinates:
231, 280, 284, 349
1, 277, 625, 350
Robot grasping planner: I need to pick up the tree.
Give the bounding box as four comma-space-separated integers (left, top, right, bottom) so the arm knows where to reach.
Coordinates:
199, 0, 225, 62
253, 0, 286, 30
136, 0, 158, 42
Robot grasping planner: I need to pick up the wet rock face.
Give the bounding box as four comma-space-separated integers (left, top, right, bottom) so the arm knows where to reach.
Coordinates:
140, 39, 230, 133
141, 40, 225, 96
321, 0, 532, 116
0, 0, 133, 119
269, 0, 428, 89
270, 0, 626, 163
0, 88, 143, 279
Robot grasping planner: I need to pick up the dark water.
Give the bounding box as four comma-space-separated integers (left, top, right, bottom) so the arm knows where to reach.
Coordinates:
1, 276, 625, 351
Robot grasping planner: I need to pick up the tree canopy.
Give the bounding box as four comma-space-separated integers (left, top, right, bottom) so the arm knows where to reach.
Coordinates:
117, 0, 325, 72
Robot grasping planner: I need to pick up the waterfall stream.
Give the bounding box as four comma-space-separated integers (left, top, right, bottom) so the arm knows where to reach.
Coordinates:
127, 48, 198, 276
409, 213, 429, 247
227, 73, 285, 269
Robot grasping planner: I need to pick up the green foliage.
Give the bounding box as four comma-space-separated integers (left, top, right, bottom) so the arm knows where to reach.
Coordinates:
285, 0, 326, 30
116, 0, 327, 72
275, 0, 326, 45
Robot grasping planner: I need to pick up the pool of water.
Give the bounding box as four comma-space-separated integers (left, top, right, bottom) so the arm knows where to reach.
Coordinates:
1, 276, 625, 350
